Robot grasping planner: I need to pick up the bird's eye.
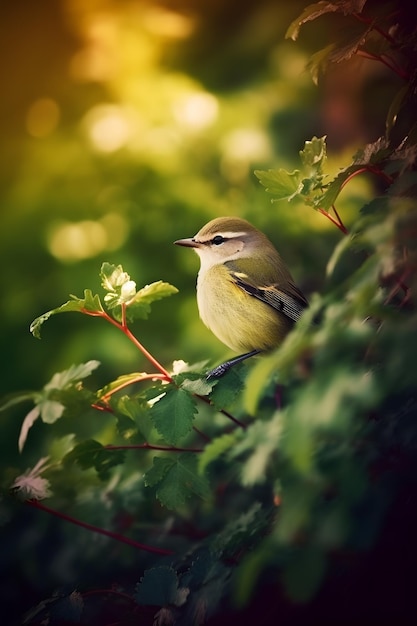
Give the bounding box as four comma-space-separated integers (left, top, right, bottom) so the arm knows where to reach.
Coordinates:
212, 235, 225, 245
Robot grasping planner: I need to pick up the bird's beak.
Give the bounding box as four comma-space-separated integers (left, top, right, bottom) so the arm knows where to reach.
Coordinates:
174, 237, 201, 248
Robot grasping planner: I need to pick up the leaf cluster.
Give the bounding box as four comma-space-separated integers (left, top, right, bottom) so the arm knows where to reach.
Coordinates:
3, 1, 417, 624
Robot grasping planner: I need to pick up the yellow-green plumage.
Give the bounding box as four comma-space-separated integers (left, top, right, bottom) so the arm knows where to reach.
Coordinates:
175, 216, 307, 361
197, 261, 293, 352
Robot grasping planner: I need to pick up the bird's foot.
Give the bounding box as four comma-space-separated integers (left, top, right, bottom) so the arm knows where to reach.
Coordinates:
206, 361, 234, 380
205, 349, 262, 380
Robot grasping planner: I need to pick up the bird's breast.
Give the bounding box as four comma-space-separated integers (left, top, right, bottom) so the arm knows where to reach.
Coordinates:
196, 264, 291, 352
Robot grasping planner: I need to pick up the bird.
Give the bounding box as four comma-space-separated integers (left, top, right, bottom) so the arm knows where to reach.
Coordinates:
174, 216, 308, 378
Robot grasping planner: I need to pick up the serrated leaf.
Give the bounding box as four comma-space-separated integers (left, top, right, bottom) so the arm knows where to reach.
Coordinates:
178, 376, 214, 397
198, 432, 239, 474
17, 362, 99, 451
125, 281, 178, 322
149, 387, 197, 445
211, 502, 265, 555
112, 395, 153, 441
353, 136, 391, 166
299, 135, 327, 174
30, 290, 104, 338
64, 439, 125, 479
255, 168, 302, 201
209, 367, 244, 411
285, 0, 367, 41
232, 416, 284, 486
135, 566, 188, 607
45, 361, 100, 391
100, 262, 132, 292
144, 454, 210, 510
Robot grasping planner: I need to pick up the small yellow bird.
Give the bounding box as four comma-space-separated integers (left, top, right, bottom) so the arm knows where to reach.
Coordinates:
175, 216, 308, 377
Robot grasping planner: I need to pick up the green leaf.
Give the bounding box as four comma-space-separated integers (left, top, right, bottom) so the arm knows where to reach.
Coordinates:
100, 262, 131, 292
18, 406, 41, 453
254, 168, 302, 201
299, 135, 327, 175
125, 280, 178, 322
30, 290, 104, 338
352, 136, 391, 166
112, 394, 154, 441
198, 431, 239, 474
135, 567, 188, 607
243, 304, 315, 415
256, 137, 328, 207
149, 387, 197, 445
100, 262, 178, 322
233, 416, 284, 486
212, 502, 266, 556
17, 361, 100, 451
64, 439, 126, 479
45, 361, 100, 391
307, 44, 335, 84
209, 367, 244, 411
0, 391, 39, 412
97, 372, 149, 399
285, 0, 367, 41
144, 453, 210, 510
173, 369, 214, 397
39, 399, 65, 424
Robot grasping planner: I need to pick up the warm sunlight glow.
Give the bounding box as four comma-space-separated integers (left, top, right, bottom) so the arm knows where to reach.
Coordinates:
173, 92, 219, 131
47, 213, 128, 262
85, 104, 131, 152
220, 128, 271, 181
143, 7, 195, 39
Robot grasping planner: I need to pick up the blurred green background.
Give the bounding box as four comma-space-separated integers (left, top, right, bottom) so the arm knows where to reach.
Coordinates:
0, 0, 401, 621
1, 0, 388, 399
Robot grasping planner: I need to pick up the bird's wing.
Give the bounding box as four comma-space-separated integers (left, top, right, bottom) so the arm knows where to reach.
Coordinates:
230, 271, 308, 323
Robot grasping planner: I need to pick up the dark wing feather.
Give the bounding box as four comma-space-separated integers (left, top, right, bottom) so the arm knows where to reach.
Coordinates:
231, 272, 308, 324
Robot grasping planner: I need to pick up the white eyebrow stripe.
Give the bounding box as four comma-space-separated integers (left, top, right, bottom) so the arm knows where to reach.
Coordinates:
197, 230, 248, 242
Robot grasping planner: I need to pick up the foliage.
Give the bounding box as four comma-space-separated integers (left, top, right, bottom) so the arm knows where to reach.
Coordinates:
1, 1, 417, 624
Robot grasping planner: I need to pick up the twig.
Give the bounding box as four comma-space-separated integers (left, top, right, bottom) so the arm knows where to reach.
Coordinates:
25, 499, 173, 556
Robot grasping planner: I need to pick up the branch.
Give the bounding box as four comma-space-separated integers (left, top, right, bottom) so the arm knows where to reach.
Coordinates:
25, 499, 173, 556
357, 50, 409, 81
81, 307, 173, 381
317, 207, 349, 234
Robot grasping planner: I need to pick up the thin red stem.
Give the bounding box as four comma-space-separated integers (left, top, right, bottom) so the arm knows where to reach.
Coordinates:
122, 325, 173, 380
81, 308, 173, 381
25, 499, 173, 556
195, 393, 247, 429
356, 50, 409, 81
99, 373, 168, 404
317, 208, 349, 234
352, 12, 398, 45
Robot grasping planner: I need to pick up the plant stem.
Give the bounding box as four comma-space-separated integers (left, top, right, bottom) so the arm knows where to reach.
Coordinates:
317, 208, 349, 234
25, 499, 173, 556
356, 50, 409, 81
99, 372, 168, 404
82, 308, 173, 381
195, 393, 247, 429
